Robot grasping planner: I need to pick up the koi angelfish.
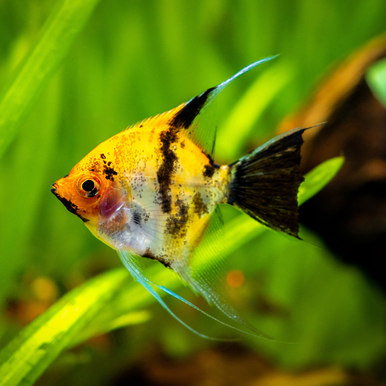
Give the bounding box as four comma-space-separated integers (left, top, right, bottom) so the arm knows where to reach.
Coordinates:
52, 57, 307, 339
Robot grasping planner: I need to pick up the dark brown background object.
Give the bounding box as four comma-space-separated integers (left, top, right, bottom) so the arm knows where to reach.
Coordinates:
278, 34, 386, 292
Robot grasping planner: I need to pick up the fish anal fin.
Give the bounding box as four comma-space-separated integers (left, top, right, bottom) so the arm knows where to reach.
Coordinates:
118, 250, 271, 340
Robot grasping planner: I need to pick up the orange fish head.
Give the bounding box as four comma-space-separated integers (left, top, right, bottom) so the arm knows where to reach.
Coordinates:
51, 170, 111, 224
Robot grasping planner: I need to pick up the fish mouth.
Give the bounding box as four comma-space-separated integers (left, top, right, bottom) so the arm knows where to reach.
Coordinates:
51, 183, 59, 197
51, 183, 89, 223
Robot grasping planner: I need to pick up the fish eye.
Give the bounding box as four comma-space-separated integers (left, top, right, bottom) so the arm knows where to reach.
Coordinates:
77, 175, 101, 198
82, 179, 95, 192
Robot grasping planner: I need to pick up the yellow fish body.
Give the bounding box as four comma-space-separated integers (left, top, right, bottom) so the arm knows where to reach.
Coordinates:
52, 58, 306, 338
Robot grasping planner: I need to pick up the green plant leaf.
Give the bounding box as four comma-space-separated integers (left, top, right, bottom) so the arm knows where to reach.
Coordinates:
298, 156, 344, 205
367, 58, 386, 108
0, 0, 101, 159
0, 269, 129, 386
71, 310, 151, 347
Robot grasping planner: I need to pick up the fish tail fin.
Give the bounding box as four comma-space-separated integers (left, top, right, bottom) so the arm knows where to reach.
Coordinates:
227, 127, 307, 238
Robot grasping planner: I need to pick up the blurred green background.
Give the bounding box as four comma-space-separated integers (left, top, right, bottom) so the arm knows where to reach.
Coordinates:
1, 0, 386, 385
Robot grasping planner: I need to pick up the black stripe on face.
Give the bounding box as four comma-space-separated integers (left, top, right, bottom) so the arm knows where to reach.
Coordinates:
157, 127, 179, 213
51, 188, 89, 222
169, 87, 214, 129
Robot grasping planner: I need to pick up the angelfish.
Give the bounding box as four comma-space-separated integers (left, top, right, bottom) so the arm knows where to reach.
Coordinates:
52, 58, 307, 339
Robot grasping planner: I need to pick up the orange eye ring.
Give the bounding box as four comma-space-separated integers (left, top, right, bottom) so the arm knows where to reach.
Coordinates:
76, 175, 101, 198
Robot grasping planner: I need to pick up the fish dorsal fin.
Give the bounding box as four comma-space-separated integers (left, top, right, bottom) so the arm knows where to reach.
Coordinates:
126, 109, 180, 131
129, 57, 278, 157
168, 56, 278, 157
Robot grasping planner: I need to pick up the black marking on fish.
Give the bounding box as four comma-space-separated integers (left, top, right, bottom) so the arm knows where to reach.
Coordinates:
169, 87, 215, 129
133, 211, 141, 225
50, 188, 89, 222
157, 127, 179, 213
103, 164, 118, 181
143, 211, 150, 223
100, 154, 106, 159
202, 154, 219, 179
165, 198, 189, 239
203, 163, 216, 178
143, 248, 171, 268
192, 192, 209, 218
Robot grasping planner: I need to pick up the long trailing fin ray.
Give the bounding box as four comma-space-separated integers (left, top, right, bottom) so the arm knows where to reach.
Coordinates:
118, 250, 273, 340
118, 251, 229, 340
228, 126, 308, 238
168, 56, 278, 156
152, 284, 268, 339
184, 269, 272, 340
